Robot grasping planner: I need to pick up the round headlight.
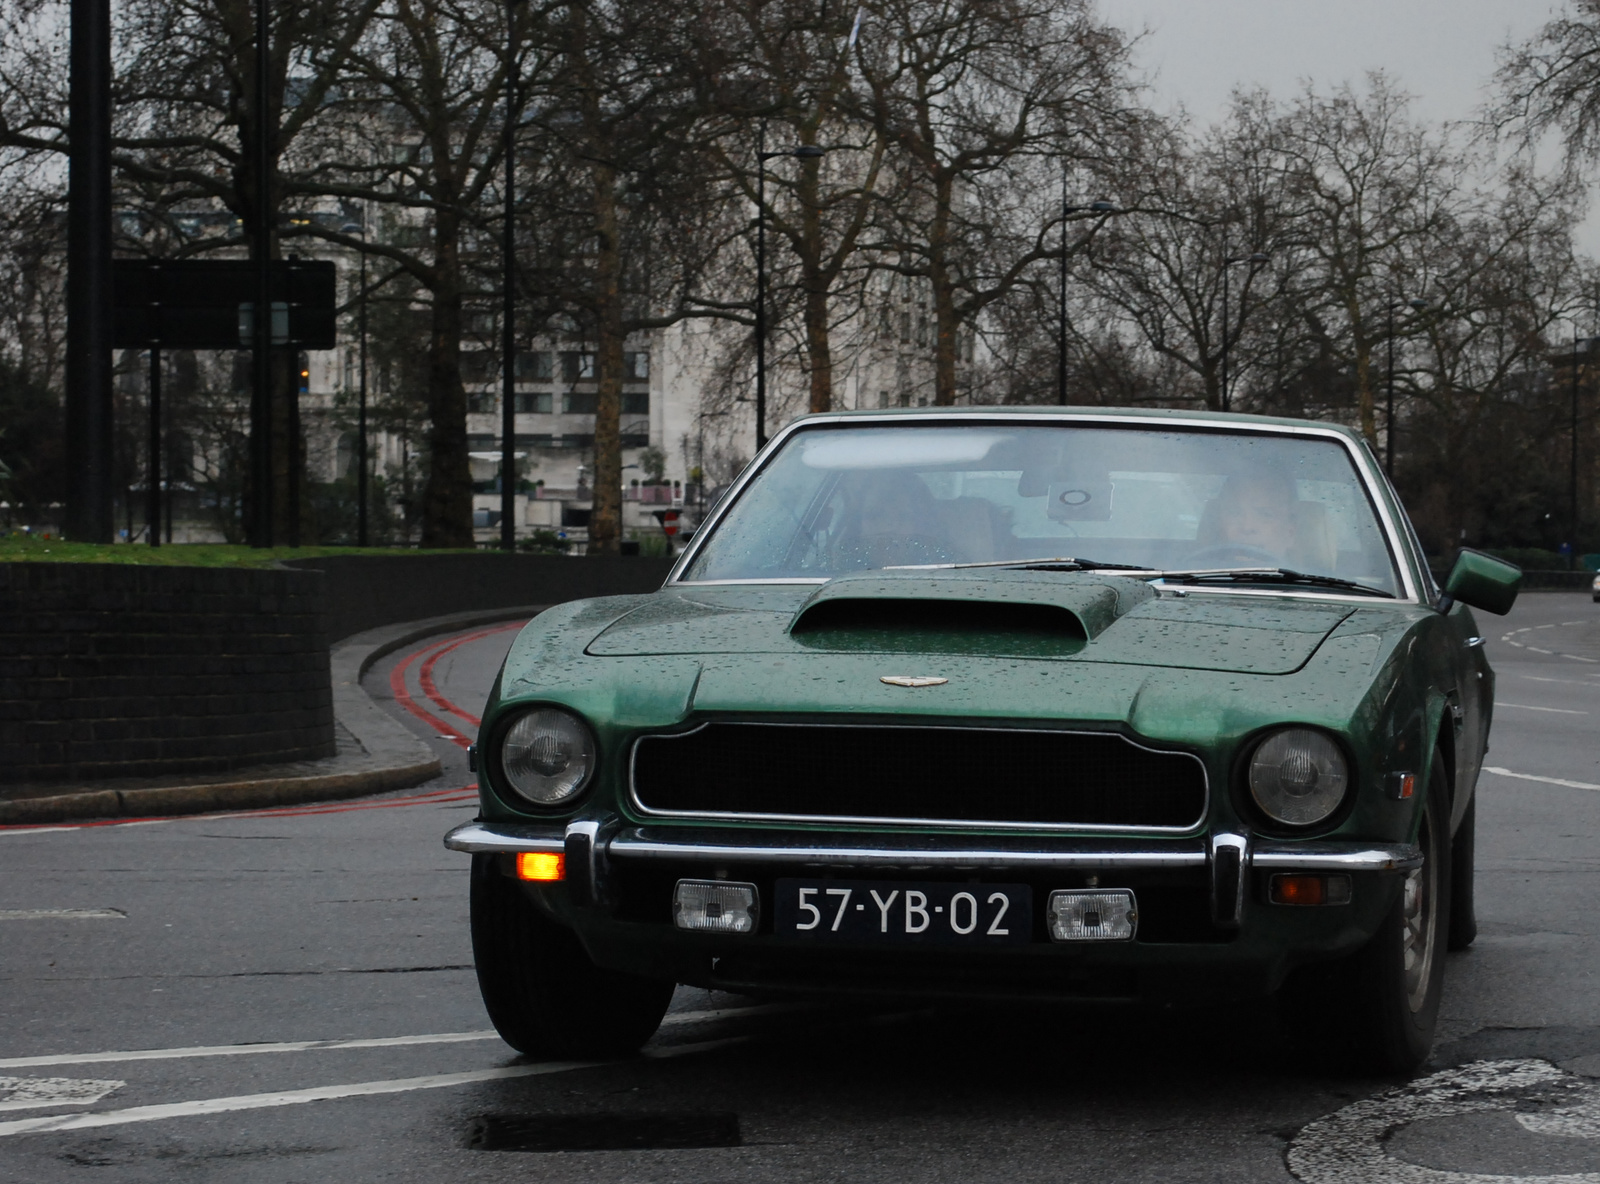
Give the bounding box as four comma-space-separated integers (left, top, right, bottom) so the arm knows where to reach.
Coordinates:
1248, 728, 1349, 827
498, 708, 596, 807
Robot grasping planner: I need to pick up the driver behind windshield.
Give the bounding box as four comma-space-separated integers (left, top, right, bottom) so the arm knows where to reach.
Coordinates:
1196, 470, 1335, 572
832, 471, 955, 569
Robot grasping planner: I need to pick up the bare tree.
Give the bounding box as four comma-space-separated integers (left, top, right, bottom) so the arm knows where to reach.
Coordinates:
1494, 1, 1600, 173
292, 0, 531, 547
852, 0, 1136, 406
522, 0, 742, 553
713, 1, 888, 415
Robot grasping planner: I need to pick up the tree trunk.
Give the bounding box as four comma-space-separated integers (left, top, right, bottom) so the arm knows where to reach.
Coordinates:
797, 159, 832, 413
1353, 322, 1377, 446
589, 161, 624, 555
929, 177, 958, 406
420, 211, 472, 548
803, 273, 833, 414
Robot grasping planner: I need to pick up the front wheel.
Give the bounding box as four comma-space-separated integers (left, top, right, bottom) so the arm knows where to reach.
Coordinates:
1344, 779, 1452, 1073
469, 854, 674, 1058
1277, 764, 1451, 1075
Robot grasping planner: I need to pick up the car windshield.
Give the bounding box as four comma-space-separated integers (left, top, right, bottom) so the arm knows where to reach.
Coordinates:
680, 422, 1405, 596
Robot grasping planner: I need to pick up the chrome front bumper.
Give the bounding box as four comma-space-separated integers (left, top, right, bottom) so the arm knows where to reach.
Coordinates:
444, 820, 1420, 927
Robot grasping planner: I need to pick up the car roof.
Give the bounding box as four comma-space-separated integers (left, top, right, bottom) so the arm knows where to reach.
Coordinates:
790, 405, 1366, 441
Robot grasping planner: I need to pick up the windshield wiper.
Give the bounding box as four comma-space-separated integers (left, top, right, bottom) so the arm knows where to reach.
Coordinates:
885, 556, 1157, 573
1154, 567, 1395, 598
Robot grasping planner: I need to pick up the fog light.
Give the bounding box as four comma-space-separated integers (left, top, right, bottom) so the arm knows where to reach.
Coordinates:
1268, 874, 1352, 906
673, 880, 759, 934
516, 852, 565, 882
1047, 889, 1137, 942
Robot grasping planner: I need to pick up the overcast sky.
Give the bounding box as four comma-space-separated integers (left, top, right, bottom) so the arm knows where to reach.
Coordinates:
1099, 1, 1594, 245
1103, 0, 1562, 128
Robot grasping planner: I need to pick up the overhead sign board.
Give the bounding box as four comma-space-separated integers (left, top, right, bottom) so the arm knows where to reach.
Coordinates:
111, 259, 337, 350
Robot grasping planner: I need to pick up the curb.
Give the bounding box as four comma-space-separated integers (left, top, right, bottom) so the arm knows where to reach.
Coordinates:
0, 606, 545, 826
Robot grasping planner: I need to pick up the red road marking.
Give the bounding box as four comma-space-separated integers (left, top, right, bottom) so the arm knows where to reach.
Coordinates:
388, 622, 525, 748
419, 622, 522, 728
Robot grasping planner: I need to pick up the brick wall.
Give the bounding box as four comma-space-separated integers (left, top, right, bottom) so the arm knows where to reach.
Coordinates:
285, 553, 675, 641
0, 564, 335, 784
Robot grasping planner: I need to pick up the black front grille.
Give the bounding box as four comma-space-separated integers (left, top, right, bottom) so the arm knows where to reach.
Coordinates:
630, 722, 1206, 829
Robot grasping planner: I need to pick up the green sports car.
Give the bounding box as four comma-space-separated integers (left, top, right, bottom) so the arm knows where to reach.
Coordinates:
446, 407, 1521, 1072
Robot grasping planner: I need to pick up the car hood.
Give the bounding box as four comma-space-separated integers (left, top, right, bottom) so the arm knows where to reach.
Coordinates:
585, 569, 1354, 677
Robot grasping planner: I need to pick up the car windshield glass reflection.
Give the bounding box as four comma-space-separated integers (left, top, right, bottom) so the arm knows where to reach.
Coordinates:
682, 423, 1403, 596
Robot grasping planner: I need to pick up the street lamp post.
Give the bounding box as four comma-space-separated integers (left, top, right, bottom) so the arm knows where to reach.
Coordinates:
754, 126, 826, 449
500, 0, 524, 551
1573, 326, 1582, 571
66, 0, 114, 543
1056, 183, 1117, 406
1219, 252, 1269, 412
251, 0, 274, 547
1385, 298, 1428, 478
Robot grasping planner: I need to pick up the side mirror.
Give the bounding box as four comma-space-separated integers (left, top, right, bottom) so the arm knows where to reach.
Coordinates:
1437, 548, 1521, 616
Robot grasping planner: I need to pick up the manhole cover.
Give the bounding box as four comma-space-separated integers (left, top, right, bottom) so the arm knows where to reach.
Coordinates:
468, 1111, 742, 1153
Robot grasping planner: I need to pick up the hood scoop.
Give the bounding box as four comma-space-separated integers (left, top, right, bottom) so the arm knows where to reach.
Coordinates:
788, 569, 1154, 657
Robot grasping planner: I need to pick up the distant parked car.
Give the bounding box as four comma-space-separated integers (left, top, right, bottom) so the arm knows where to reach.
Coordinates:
1592, 573, 1599, 601
448, 407, 1523, 1073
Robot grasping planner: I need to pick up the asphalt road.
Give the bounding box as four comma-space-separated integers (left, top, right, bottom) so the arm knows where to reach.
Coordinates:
4, 594, 1600, 1182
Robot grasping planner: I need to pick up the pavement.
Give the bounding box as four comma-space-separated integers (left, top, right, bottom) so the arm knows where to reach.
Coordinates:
2, 594, 1600, 1182
0, 607, 545, 827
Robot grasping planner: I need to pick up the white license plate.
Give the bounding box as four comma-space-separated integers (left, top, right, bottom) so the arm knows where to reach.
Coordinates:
774, 878, 1032, 945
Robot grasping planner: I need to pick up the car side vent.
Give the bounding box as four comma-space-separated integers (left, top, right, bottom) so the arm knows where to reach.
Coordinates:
789, 597, 1087, 655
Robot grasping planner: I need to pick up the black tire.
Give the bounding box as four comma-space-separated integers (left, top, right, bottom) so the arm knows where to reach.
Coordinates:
469, 853, 674, 1058
1277, 757, 1451, 1075
1448, 792, 1477, 951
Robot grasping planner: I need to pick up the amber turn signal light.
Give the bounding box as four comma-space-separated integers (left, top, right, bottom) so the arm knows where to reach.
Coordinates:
1268, 873, 1351, 906
516, 852, 565, 882
1386, 772, 1417, 800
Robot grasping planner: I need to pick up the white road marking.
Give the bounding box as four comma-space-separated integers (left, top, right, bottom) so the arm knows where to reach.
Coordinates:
1288, 1058, 1600, 1183
1495, 702, 1588, 714
1521, 676, 1600, 686
1483, 767, 1600, 792
0, 1031, 499, 1071
1530, 647, 1555, 654
0, 828, 77, 838
0, 1062, 605, 1139
0, 1077, 123, 1113
0, 909, 125, 921
0, 1005, 783, 1071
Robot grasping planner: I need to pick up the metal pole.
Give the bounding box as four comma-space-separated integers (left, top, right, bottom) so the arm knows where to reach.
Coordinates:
147, 347, 161, 546
1220, 264, 1229, 413
1574, 327, 1581, 571
755, 121, 767, 449
65, 0, 114, 542
1386, 303, 1396, 477
1057, 172, 1069, 406
357, 220, 369, 546
500, 0, 519, 551
251, 0, 274, 547
288, 346, 300, 547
